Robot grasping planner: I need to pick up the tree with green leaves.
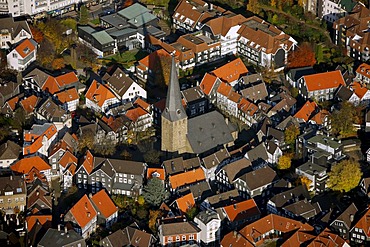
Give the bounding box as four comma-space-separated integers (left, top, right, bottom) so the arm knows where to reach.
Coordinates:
79, 5, 89, 25
144, 150, 161, 164
327, 159, 362, 193
142, 178, 169, 207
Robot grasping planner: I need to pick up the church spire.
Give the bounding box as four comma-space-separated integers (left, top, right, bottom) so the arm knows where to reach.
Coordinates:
162, 55, 187, 122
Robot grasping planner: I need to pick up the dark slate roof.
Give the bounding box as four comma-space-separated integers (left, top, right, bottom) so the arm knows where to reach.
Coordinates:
195, 209, 220, 224
160, 221, 201, 236
100, 14, 129, 29
0, 17, 31, 39
183, 157, 201, 170
283, 200, 318, 219
205, 189, 240, 208
276, 116, 300, 131
286, 66, 316, 81
335, 85, 354, 101
162, 56, 187, 122
24, 68, 49, 88
0, 140, 21, 160
202, 148, 230, 169
179, 180, 213, 200
267, 127, 284, 142
245, 143, 268, 166
240, 82, 268, 102
331, 203, 358, 229
101, 228, 129, 246
238, 166, 278, 191
221, 158, 252, 183
163, 157, 184, 176
182, 86, 205, 103
102, 67, 135, 98
269, 185, 310, 208
108, 158, 146, 175
296, 162, 326, 177
187, 111, 235, 154
38, 229, 86, 247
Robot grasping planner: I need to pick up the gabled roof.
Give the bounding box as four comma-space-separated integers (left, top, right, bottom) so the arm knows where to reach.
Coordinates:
81, 150, 94, 174
356, 63, 370, 78
223, 199, 260, 222
307, 228, 347, 247
212, 58, 248, 84
4, 96, 19, 111
55, 87, 79, 103
68, 194, 97, 228
294, 100, 318, 122
23, 123, 58, 155
303, 70, 345, 91
58, 151, 77, 169
199, 72, 219, 95
0, 140, 21, 160
160, 221, 201, 236
125, 107, 149, 122
169, 168, 206, 189
134, 98, 150, 111
91, 190, 117, 219
26, 215, 52, 232
11, 156, 50, 174
331, 203, 357, 229
175, 192, 195, 214
85, 80, 117, 107
351, 208, 370, 237
42, 72, 79, 94
20, 95, 39, 114
238, 166, 278, 191
238, 98, 258, 116
217, 81, 233, 97
14, 38, 36, 58
352, 81, 369, 99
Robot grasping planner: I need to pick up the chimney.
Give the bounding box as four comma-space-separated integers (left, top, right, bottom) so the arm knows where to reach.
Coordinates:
350, 214, 354, 222
65, 226, 68, 233
9, 176, 12, 181
209, 3, 213, 11
58, 224, 61, 231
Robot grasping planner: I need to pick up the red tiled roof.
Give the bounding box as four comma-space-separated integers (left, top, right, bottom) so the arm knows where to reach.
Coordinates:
221, 231, 253, 247
200, 73, 218, 95
175, 193, 195, 214
125, 107, 149, 122
15, 39, 36, 58
55, 87, 79, 103
169, 168, 206, 189
20, 95, 39, 114
24, 166, 47, 183
223, 199, 260, 222
81, 150, 94, 174
352, 208, 370, 237
310, 110, 329, 125
356, 63, 370, 79
238, 98, 258, 116
212, 58, 248, 84
352, 81, 369, 99
26, 215, 52, 232
147, 168, 165, 180
5, 96, 19, 111
307, 228, 347, 247
55, 72, 78, 87
11, 156, 50, 174
138, 49, 173, 70
134, 98, 150, 111
294, 101, 317, 122
85, 80, 117, 107
69, 195, 97, 228
58, 151, 77, 168
217, 82, 232, 97
303, 70, 345, 91
228, 91, 242, 103
23, 124, 58, 155
91, 190, 117, 219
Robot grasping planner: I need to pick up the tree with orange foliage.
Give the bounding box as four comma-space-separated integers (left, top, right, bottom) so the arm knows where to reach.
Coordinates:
30, 25, 44, 43
287, 43, 316, 69
51, 58, 66, 70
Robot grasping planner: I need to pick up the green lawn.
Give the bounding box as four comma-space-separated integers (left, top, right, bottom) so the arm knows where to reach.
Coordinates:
90, 18, 100, 25
101, 49, 149, 68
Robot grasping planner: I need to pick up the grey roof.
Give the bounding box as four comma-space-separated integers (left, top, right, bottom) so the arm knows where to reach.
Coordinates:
118, 3, 150, 20
24, 68, 49, 88
103, 67, 135, 98
37, 98, 68, 121
239, 74, 263, 85
187, 111, 235, 154
160, 221, 200, 236
162, 56, 187, 122
267, 127, 284, 141
38, 228, 86, 247
25, 123, 55, 137
195, 209, 220, 224
101, 229, 129, 247
137, 26, 166, 38
283, 200, 318, 219
269, 185, 310, 208
205, 189, 240, 208
106, 27, 137, 38
187, 181, 212, 200
0, 175, 25, 196
241, 82, 268, 102
0, 140, 21, 160
222, 158, 252, 183
276, 116, 300, 131
0, 17, 31, 39
245, 143, 268, 166
78, 25, 96, 34
331, 203, 358, 228
308, 135, 342, 149
182, 86, 204, 103
128, 13, 157, 28
92, 157, 115, 178
202, 148, 230, 169
0, 80, 21, 98
266, 140, 279, 155
296, 162, 326, 176
100, 14, 129, 29
287, 66, 316, 81
108, 158, 146, 175
92, 30, 114, 45
183, 157, 201, 170
238, 166, 278, 191
335, 85, 353, 101
163, 157, 184, 175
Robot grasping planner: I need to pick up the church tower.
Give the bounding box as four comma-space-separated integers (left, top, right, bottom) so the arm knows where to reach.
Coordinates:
161, 56, 188, 154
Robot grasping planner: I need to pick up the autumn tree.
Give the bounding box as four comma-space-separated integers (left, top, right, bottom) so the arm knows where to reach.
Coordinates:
121, 150, 132, 160
330, 101, 357, 137
284, 125, 300, 147
93, 140, 116, 156
137, 195, 145, 206
52, 58, 66, 70
29, 25, 44, 43
297, 176, 312, 190
148, 210, 162, 233
327, 159, 362, 193
270, 0, 277, 7
144, 150, 161, 164
277, 154, 292, 170
37, 39, 55, 69
142, 178, 169, 207
78, 129, 95, 152
287, 43, 316, 69
247, 0, 260, 14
